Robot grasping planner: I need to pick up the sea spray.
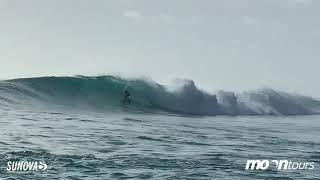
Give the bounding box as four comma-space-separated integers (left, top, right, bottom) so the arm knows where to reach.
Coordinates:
1, 75, 319, 116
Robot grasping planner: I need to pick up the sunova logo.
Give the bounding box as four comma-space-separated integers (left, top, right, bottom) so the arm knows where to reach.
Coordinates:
7, 161, 47, 172
245, 160, 315, 170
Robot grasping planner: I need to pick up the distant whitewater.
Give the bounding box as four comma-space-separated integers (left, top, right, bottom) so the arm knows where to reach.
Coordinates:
0, 75, 319, 116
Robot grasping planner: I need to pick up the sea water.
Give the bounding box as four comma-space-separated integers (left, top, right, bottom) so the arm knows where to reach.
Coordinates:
0, 76, 319, 179
0, 108, 319, 179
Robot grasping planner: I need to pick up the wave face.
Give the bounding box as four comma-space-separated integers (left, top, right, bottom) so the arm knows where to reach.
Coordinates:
1, 76, 320, 116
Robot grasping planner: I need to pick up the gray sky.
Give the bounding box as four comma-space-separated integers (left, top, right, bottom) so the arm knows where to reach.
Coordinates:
1, 0, 320, 96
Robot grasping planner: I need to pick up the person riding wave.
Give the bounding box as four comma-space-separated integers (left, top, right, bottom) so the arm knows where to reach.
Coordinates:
122, 90, 131, 104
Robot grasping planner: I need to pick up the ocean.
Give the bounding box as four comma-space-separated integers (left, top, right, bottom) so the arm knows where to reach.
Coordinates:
0, 76, 319, 179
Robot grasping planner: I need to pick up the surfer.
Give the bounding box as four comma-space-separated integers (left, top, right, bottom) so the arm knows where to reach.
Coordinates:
122, 90, 131, 104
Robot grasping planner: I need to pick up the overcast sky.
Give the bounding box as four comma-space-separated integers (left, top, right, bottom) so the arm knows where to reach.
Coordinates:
1, 0, 319, 96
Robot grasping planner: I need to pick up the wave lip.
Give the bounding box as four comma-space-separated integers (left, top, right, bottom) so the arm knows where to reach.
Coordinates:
1, 76, 320, 116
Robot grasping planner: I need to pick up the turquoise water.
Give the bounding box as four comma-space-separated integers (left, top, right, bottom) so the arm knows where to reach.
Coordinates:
0, 76, 320, 179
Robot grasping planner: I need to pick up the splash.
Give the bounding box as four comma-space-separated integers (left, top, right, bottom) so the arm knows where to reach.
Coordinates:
0, 75, 319, 116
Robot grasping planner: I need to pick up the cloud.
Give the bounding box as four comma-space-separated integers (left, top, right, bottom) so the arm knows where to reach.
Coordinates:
242, 16, 257, 25
123, 10, 143, 20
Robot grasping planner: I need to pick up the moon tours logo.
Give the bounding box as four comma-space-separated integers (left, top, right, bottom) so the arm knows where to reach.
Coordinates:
245, 160, 315, 170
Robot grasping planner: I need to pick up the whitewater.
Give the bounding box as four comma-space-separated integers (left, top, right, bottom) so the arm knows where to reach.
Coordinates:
0, 76, 319, 179
1, 75, 320, 116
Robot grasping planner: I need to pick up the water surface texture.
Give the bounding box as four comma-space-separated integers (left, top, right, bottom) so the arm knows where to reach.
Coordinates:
0, 76, 319, 179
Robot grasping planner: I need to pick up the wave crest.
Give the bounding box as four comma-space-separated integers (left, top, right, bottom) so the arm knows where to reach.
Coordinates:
1, 76, 319, 116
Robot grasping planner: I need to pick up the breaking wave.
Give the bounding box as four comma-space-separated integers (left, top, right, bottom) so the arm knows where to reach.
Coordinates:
0, 75, 319, 116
